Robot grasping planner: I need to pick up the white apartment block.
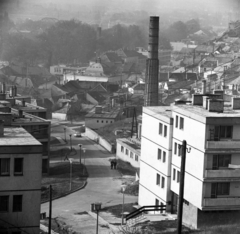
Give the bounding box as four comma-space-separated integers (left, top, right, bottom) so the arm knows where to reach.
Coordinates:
139, 92, 240, 228
0, 125, 42, 233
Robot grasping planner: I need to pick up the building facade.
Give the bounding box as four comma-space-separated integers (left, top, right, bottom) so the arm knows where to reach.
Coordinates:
139, 93, 240, 228
0, 125, 42, 233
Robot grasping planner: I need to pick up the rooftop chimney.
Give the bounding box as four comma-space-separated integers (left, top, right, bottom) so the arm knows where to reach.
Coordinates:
95, 106, 102, 114
144, 16, 159, 106
208, 99, 224, 113
0, 120, 4, 137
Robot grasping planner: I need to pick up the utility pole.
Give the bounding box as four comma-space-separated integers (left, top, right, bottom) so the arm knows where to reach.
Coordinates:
48, 185, 52, 234
177, 140, 187, 234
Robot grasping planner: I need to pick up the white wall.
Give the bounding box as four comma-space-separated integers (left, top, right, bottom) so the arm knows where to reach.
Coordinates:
116, 141, 140, 168
85, 118, 115, 129
139, 110, 173, 208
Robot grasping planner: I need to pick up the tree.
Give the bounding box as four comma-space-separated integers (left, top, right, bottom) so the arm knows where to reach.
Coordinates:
185, 18, 200, 34
165, 21, 188, 41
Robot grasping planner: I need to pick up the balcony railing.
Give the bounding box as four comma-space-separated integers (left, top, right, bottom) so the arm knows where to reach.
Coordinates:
206, 139, 240, 149
205, 168, 240, 179
203, 197, 240, 207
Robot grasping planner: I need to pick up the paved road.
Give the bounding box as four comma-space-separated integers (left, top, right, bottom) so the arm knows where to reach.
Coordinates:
42, 123, 138, 232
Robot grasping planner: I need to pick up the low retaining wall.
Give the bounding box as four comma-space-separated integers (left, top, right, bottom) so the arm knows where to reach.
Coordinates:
86, 127, 113, 152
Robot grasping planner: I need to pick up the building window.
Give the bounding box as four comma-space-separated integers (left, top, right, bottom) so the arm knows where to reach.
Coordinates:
0, 196, 9, 212
164, 125, 167, 137
125, 149, 129, 155
102, 120, 104, 123
135, 155, 138, 161
178, 144, 182, 156
214, 126, 233, 140
0, 158, 10, 176
163, 151, 166, 162
177, 171, 180, 183
161, 177, 165, 188
159, 123, 163, 135
180, 117, 184, 130
130, 152, 133, 158
211, 183, 230, 198
156, 174, 160, 186
121, 146, 124, 153
176, 115, 178, 128
13, 195, 23, 212
158, 149, 162, 160
155, 198, 159, 207
212, 154, 231, 170
14, 158, 23, 176
174, 143, 177, 155
106, 121, 108, 123
173, 168, 176, 180
97, 120, 99, 123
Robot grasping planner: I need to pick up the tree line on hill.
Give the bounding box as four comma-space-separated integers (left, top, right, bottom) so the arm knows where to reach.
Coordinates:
0, 15, 205, 68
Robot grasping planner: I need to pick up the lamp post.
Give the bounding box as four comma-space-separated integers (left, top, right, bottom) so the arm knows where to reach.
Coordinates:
121, 185, 127, 225
69, 158, 73, 191
64, 127, 67, 143
78, 144, 82, 164
94, 202, 102, 234
69, 134, 72, 151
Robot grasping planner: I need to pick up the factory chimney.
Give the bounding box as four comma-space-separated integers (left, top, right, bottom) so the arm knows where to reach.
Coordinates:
144, 16, 159, 106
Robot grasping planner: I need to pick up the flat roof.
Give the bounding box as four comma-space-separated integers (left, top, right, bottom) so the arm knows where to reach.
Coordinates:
85, 109, 120, 119
143, 106, 173, 124
11, 109, 50, 124
14, 100, 46, 112
0, 127, 41, 146
117, 138, 141, 153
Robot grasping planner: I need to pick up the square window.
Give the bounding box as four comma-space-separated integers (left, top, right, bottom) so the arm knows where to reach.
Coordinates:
14, 158, 23, 176
164, 125, 167, 137
0, 158, 10, 176
121, 146, 124, 153
180, 117, 184, 130
161, 177, 165, 188
135, 155, 138, 161
163, 151, 166, 162
156, 174, 160, 186
173, 168, 176, 180
13, 195, 22, 212
158, 149, 162, 160
174, 143, 177, 155
159, 123, 163, 135
178, 144, 182, 156
0, 196, 9, 212
176, 115, 178, 128
177, 171, 180, 183
106, 121, 108, 123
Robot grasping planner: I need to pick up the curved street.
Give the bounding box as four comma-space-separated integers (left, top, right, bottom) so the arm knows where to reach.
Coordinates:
41, 122, 138, 232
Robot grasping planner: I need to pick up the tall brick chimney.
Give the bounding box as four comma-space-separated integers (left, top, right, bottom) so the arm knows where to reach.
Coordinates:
144, 16, 159, 106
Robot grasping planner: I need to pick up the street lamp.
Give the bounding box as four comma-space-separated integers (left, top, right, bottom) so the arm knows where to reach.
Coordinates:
78, 144, 82, 164
94, 202, 102, 234
69, 158, 73, 191
64, 127, 67, 143
121, 184, 127, 225
69, 134, 72, 151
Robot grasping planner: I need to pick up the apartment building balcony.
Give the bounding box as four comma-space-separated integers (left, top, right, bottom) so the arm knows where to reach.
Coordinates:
206, 139, 240, 150
205, 168, 240, 179
203, 197, 240, 208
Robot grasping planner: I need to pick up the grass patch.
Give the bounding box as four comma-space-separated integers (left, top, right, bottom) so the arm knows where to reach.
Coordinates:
116, 159, 137, 176
41, 162, 87, 202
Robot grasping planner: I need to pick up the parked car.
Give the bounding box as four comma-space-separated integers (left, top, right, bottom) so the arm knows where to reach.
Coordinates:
74, 133, 82, 137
